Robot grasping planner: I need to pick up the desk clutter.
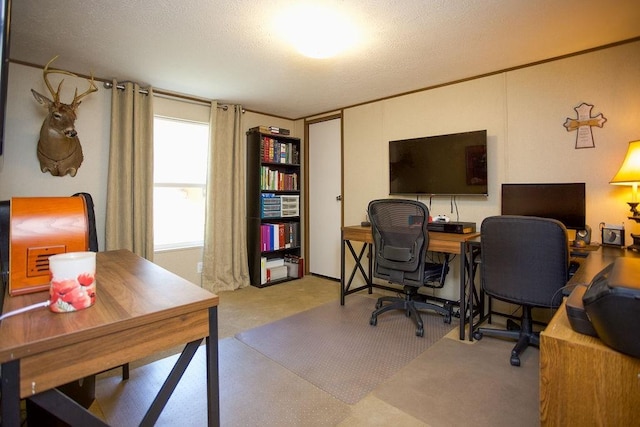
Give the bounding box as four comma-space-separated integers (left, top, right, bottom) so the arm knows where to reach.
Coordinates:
427, 220, 476, 234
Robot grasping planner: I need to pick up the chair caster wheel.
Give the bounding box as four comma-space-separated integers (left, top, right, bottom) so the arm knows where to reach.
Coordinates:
510, 355, 521, 367
370, 316, 377, 326
416, 328, 424, 337
473, 331, 483, 340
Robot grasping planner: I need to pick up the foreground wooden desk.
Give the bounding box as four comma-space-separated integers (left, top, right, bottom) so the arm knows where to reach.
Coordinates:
0, 249, 220, 426
341, 225, 480, 339
539, 246, 640, 426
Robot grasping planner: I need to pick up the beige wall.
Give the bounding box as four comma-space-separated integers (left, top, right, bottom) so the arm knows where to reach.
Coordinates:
1, 40, 638, 290
341, 41, 640, 299
0, 64, 111, 244
0, 63, 296, 284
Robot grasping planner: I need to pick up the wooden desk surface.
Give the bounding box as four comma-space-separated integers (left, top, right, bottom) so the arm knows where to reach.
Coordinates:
540, 246, 640, 425
568, 245, 640, 286
540, 302, 640, 425
0, 249, 219, 398
342, 225, 480, 255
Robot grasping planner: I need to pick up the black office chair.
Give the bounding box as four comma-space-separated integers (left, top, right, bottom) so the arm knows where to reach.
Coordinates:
473, 215, 570, 366
368, 199, 451, 337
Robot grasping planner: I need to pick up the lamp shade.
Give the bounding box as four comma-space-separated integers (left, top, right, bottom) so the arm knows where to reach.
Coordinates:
610, 140, 640, 185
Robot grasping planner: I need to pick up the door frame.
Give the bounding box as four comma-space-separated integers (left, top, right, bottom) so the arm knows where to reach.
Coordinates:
304, 112, 343, 276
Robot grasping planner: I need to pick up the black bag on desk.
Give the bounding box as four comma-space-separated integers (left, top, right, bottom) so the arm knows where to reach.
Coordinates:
582, 257, 640, 358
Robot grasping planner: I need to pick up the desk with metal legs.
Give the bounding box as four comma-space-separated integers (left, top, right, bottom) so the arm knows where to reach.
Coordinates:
341, 225, 481, 339
0, 249, 220, 426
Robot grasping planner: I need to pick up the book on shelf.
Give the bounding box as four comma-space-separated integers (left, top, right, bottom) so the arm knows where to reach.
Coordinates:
267, 265, 288, 282
260, 222, 299, 251
284, 254, 303, 279
265, 257, 284, 268
260, 137, 299, 164
250, 125, 291, 136
260, 257, 267, 285
260, 168, 299, 191
269, 126, 290, 135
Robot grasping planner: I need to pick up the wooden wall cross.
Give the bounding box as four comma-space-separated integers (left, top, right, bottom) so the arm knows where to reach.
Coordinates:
563, 102, 607, 149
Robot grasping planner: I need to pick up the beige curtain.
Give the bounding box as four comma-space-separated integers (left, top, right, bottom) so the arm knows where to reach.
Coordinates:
105, 81, 154, 260
201, 102, 249, 293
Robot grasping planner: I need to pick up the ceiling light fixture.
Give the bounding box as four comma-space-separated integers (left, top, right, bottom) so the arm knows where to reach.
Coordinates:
276, 4, 360, 59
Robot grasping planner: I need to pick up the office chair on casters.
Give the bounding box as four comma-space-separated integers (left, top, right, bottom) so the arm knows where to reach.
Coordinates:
368, 199, 451, 337
472, 215, 569, 366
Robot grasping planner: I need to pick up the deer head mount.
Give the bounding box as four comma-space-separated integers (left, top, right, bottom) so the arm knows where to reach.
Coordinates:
31, 56, 97, 177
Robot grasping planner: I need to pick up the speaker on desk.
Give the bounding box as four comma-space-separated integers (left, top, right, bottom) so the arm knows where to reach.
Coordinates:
574, 225, 591, 247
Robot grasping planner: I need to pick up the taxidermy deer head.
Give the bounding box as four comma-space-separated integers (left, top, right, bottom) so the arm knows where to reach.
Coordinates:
31, 56, 97, 177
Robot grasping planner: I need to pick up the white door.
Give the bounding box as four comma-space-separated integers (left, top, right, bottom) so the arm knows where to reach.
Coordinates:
308, 118, 342, 279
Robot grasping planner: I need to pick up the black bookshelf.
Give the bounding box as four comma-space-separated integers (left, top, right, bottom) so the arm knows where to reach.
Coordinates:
246, 129, 302, 287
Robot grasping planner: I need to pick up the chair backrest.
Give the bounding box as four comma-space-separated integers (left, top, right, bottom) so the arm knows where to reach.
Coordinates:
480, 215, 569, 308
0, 199, 9, 309
368, 199, 430, 286
73, 192, 99, 252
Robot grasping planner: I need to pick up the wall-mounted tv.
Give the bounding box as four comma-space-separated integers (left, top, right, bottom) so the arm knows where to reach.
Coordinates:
389, 130, 488, 196
501, 183, 586, 231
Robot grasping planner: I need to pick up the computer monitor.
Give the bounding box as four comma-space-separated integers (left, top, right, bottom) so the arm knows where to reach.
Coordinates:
501, 183, 586, 230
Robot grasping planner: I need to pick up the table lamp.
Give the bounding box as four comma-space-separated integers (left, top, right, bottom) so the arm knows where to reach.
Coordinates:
610, 139, 640, 251
610, 140, 640, 218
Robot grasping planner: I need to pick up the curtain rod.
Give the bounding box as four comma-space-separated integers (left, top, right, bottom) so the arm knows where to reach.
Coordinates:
102, 81, 238, 111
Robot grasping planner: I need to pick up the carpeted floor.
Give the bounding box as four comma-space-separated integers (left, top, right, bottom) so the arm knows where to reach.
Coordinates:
374, 335, 539, 427
236, 295, 456, 404
96, 338, 351, 427
91, 278, 542, 426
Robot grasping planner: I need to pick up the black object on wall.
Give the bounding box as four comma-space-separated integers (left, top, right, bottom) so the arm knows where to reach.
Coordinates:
389, 130, 488, 196
0, 0, 11, 156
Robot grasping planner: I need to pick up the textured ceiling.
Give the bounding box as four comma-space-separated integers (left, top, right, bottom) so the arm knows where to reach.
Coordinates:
9, 0, 640, 119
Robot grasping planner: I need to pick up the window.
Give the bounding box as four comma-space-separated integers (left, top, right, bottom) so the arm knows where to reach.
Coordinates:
153, 116, 209, 250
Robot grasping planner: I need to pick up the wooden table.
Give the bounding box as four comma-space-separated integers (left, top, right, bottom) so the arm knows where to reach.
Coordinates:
341, 225, 481, 339
539, 246, 640, 425
0, 249, 220, 426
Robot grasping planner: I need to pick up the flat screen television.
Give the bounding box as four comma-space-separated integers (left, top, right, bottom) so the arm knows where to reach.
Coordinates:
501, 183, 586, 230
389, 130, 488, 196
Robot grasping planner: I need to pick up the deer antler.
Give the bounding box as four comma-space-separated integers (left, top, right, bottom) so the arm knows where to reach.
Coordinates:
42, 55, 97, 106
42, 55, 78, 104
71, 73, 98, 107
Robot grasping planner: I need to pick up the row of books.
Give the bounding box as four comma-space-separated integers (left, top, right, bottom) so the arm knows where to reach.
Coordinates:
261, 167, 298, 191
260, 222, 300, 252
250, 125, 291, 136
260, 254, 303, 284
261, 137, 299, 165
261, 194, 300, 218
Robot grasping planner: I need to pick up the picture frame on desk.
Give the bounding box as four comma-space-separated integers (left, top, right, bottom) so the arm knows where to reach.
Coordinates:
600, 224, 624, 247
